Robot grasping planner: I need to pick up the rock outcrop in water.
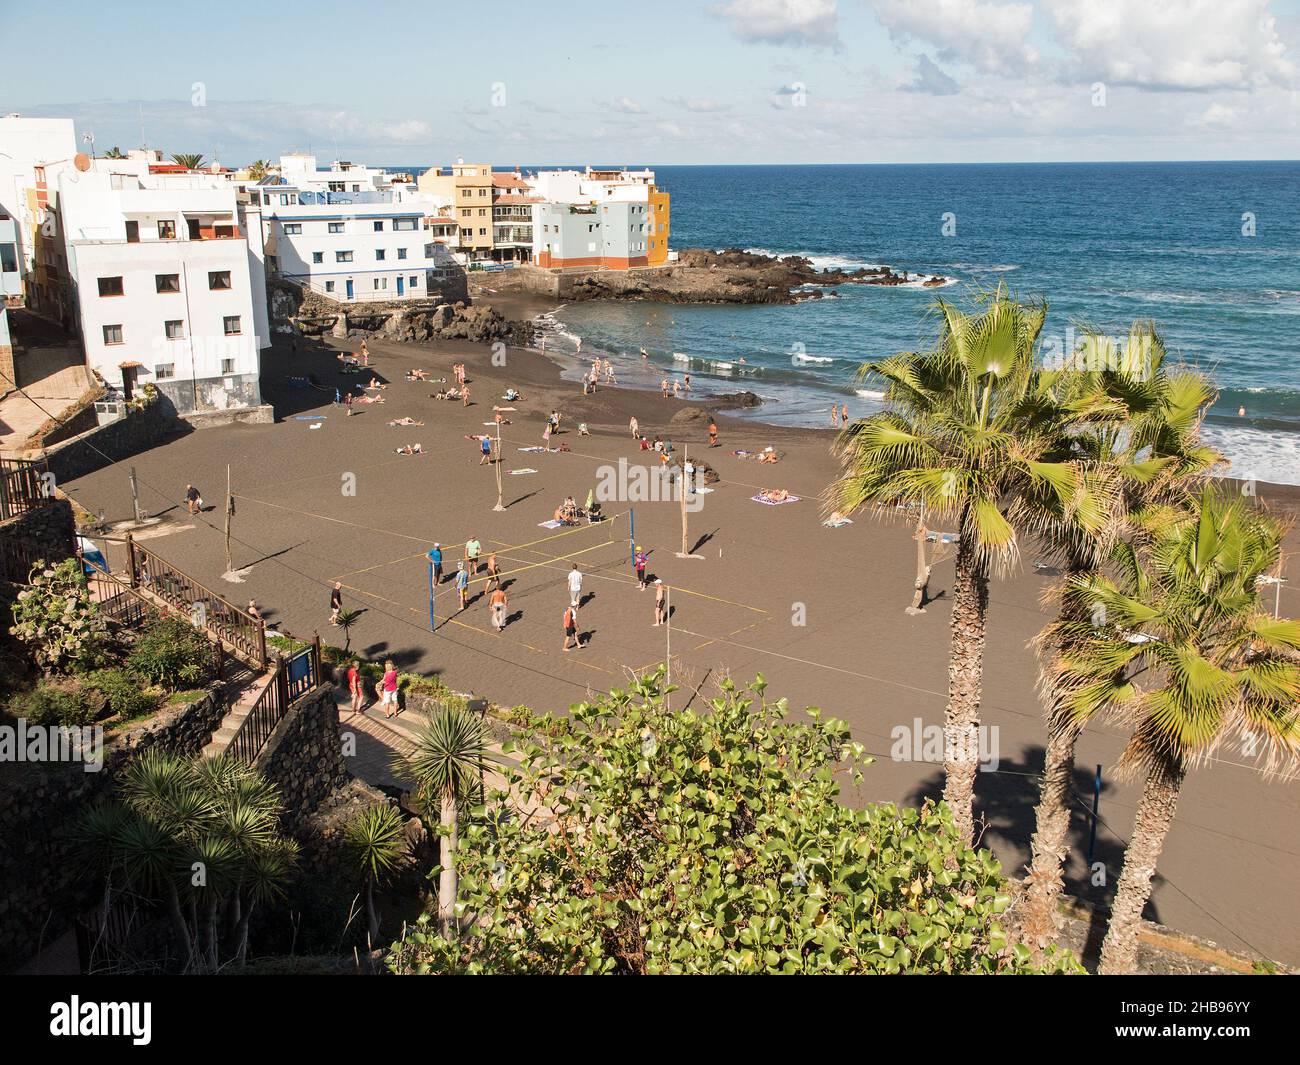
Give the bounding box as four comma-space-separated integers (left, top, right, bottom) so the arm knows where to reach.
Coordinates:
475, 248, 950, 306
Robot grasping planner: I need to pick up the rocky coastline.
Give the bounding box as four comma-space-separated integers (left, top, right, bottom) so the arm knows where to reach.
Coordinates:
472, 247, 953, 308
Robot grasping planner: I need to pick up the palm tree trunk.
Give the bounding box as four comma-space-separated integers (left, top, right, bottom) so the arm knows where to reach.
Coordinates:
165, 882, 195, 972
1098, 755, 1184, 974
943, 529, 989, 844
1020, 719, 1079, 957
365, 878, 380, 945
437, 790, 459, 938
234, 896, 255, 965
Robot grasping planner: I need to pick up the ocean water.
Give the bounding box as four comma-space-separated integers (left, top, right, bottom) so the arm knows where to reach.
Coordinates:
532, 163, 1300, 485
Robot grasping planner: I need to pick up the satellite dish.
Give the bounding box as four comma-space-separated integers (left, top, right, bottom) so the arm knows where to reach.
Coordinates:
74, 153, 92, 172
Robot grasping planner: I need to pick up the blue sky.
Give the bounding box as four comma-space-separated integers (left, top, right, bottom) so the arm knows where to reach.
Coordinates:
4, 0, 1298, 165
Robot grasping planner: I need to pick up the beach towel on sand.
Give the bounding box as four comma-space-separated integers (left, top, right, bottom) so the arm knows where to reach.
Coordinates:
823, 516, 853, 528
518, 446, 547, 453
537, 519, 564, 529
509, 468, 538, 476
751, 494, 800, 506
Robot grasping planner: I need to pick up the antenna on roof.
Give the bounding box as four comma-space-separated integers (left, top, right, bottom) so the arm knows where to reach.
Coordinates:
138, 103, 147, 151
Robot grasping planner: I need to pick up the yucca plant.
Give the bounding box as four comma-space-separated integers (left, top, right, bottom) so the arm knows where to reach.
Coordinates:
344, 803, 408, 946
404, 706, 492, 936
1043, 489, 1300, 973
75, 752, 297, 972
1019, 324, 1223, 955
829, 286, 1087, 842
334, 608, 362, 652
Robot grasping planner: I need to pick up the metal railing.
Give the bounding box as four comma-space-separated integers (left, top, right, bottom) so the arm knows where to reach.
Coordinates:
227, 637, 322, 764
0, 536, 62, 585
0, 458, 54, 521
124, 535, 267, 667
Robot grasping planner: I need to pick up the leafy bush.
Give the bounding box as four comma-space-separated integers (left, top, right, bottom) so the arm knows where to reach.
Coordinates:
7, 679, 101, 727
126, 617, 214, 691
387, 671, 1083, 975
8, 558, 109, 673
86, 668, 158, 720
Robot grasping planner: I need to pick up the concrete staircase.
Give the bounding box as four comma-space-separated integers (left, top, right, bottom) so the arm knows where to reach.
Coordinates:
200, 664, 276, 760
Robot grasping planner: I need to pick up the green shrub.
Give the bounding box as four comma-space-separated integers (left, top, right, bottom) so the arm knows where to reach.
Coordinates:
85, 668, 158, 720
8, 558, 110, 673
126, 617, 214, 691
7, 679, 101, 727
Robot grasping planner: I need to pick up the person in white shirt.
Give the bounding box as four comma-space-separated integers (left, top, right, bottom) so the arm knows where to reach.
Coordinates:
567, 564, 583, 608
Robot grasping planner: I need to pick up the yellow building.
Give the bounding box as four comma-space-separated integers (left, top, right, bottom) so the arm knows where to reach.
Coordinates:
647, 185, 671, 266
419, 163, 494, 260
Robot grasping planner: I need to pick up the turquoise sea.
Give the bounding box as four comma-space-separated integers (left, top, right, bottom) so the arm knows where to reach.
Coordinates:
531, 162, 1300, 485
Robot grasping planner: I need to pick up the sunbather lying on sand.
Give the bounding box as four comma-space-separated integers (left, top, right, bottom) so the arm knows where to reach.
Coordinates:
388, 417, 424, 427
394, 443, 424, 455
758, 449, 780, 464
433, 388, 461, 401
758, 488, 791, 503
405, 369, 430, 381
363, 378, 386, 390
357, 393, 385, 404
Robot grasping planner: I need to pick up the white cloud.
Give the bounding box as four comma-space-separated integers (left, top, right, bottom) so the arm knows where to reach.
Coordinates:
712, 0, 841, 49
605, 96, 645, 114
869, 0, 1038, 74
1043, 0, 1297, 91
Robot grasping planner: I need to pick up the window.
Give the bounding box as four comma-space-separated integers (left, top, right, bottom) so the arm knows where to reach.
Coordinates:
312, 252, 323, 264
375, 249, 386, 261
397, 248, 407, 259
283, 223, 302, 235
158, 220, 176, 239
373, 220, 384, 232
154, 363, 175, 380
336, 251, 353, 263
0, 243, 15, 272
102, 324, 123, 345
478, 188, 487, 197
223, 315, 242, 335
328, 222, 344, 234
325, 281, 335, 293
97, 276, 124, 297
165, 320, 185, 340
208, 271, 231, 290
393, 218, 416, 231
221, 358, 236, 375
409, 275, 419, 287
478, 228, 487, 236
155, 273, 180, 293
424, 243, 435, 257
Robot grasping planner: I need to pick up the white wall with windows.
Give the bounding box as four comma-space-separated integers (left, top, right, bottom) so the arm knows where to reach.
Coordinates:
68, 237, 260, 405
263, 201, 448, 301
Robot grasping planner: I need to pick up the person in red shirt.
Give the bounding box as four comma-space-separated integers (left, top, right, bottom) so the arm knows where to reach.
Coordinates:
562, 605, 583, 650
347, 660, 364, 715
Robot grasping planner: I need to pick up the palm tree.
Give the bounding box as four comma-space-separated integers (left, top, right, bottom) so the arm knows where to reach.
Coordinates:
104, 146, 126, 159
344, 804, 407, 946
171, 153, 205, 170
334, 607, 362, 652
76, 753, 296, 972
1043, 489, 1300, 973
829, 287, 1086, 842
1019, 325, 1223, 954
247, 159, 274, 181
405, 706, 492, 937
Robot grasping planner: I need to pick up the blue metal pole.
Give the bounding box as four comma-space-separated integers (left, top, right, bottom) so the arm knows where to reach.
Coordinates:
629, 507, 635, 567
428, 560, 436, 633
1086, 763, 1102, 867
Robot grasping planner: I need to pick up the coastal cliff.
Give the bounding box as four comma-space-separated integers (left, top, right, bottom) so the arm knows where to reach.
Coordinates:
472, 248, 950, 307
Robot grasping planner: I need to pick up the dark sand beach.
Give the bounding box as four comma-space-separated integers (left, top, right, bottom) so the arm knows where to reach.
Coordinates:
62, 327, 1300, 968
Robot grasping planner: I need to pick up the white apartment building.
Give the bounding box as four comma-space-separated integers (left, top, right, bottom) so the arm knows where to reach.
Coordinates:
58, 158, 266, 414
251, 158, 459, 303
0, 115, 79, 322
528, 167, 656, 205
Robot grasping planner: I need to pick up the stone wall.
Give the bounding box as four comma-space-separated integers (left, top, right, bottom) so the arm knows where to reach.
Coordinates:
254, 683, 350, 835
0, 498, 76, 586
0, 686, 227, 972
42, 400, 185, 485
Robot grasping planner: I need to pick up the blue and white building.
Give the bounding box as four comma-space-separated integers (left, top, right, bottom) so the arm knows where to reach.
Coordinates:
249, 155, 459, 302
